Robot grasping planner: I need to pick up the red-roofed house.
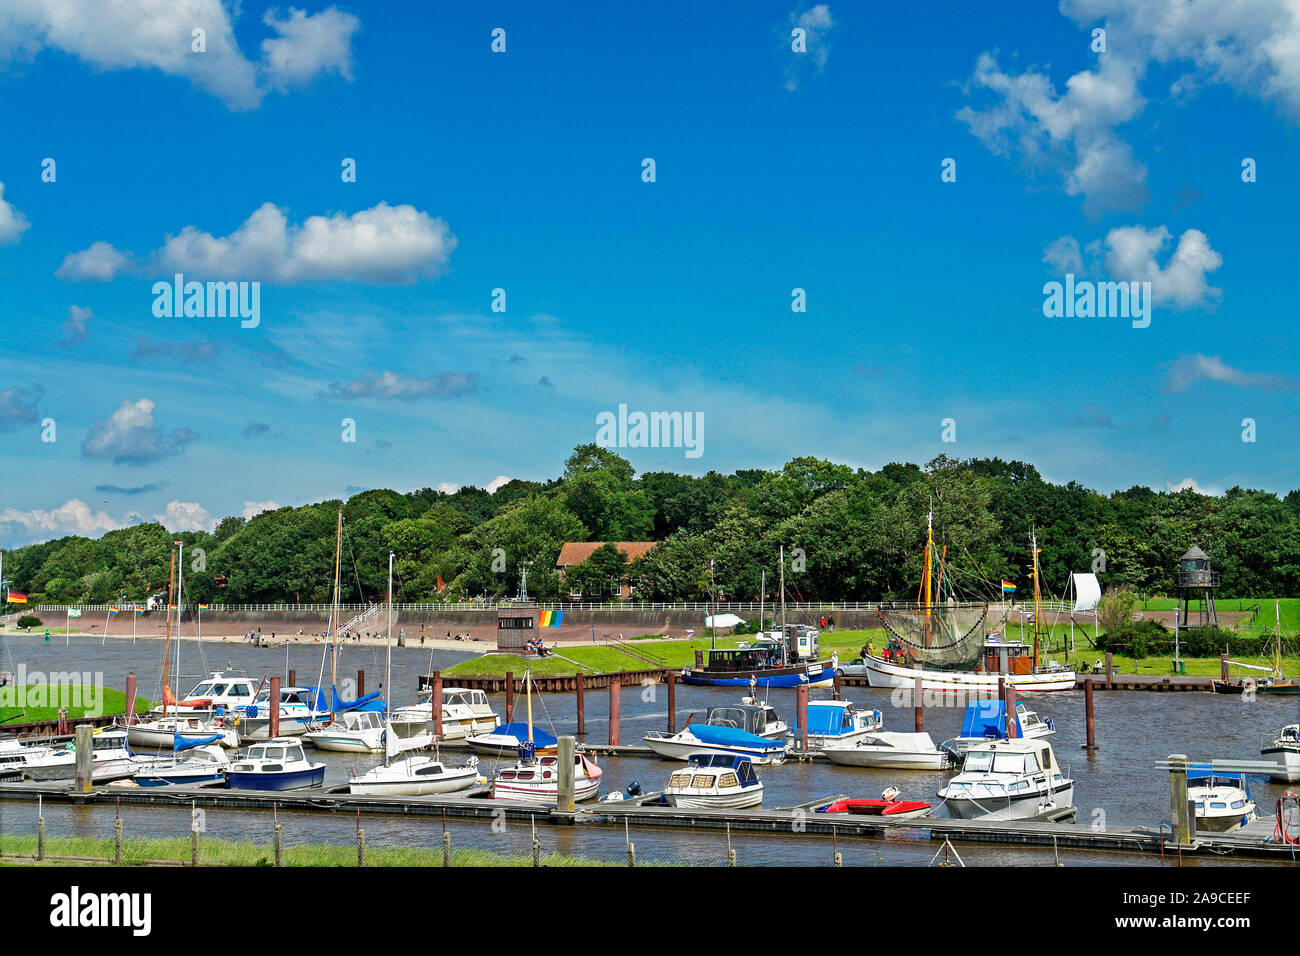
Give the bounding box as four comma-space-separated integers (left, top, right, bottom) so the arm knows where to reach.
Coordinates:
556, 541, 656, 599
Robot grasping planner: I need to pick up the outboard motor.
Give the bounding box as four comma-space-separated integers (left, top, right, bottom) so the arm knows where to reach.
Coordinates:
626, 780, 642, 797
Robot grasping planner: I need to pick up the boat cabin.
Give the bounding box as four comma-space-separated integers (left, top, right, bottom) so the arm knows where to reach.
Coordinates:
959, 739, 1063, 779
803, 700, 882, 738
702, 647, 780, 673
704, 703, 782, 737
669, 753, 760, 791
184, 673, 257, 707
251, 686, 324, 711
236, 740, 308, 768
336, 710, 384, 733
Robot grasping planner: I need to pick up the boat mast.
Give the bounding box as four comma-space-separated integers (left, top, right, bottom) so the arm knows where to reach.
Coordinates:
779, 545, 786, 631
921, 503, 934, 645
525, 667, 533, 746
384, 550, 393, 766
1030, 528, 1042, 671
330, 508, 343, 689
759, 569, 765, 637
174, 539, 184, 699
162, 549, 175, 717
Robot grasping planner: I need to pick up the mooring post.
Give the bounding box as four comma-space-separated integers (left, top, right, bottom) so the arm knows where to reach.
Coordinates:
1104, 652, 1114, 688
124, 674, 137, 726
1220, 654, 1229, 682
505, 671, 514, 723
609, 679, 622, 746
74, 724, 93, 792
575, 674, 586, 735
797, 683, 809, 752
666, 671, 676, 733
432, 670, 443, 739
694, 649, 704, 669
269, 676, 281, 739
1083, 678, 1097, 750
357, 669, 364, 697
833, 668, 843, 701
557, 736, 576, 814
1005, 683, 1019, 738
913, 674, 924, 733
1168, 753, 1192, 845
288, 668, 295, 686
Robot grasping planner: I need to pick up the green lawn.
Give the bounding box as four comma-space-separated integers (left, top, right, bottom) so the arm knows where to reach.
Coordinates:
444, 637, 747, 678
0, 686, 152, 724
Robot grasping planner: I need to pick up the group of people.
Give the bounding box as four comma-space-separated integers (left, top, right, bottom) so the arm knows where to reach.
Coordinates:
525, 637, 552, 657
818, 615, 836, 631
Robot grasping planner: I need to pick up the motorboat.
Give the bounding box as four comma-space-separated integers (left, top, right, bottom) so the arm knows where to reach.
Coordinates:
133, 742, 230, 787
491, 749, 603, 803
225, 738, 325, 790
0, 736, 66, 781
663, 752, 763, 809
644, 723, 788, 764
942, 700, 1054, 755
467, 722, 558, 756
1262, 724, 1300, 783
1188, 767, 1257, 833
304, 709, 429, 754
238, 685, 332, 741
681, 628, 834, 688
937, 739, 1074, 820
821, 787, 932, 819
125, 714, 239, 750
146, 671, 259, 718
348, 753, 482, 796
822, 730, 954, 770
18, 729, 151, 783
405, 685, 502, 739
673, 698, 789, 740
794, 700, 883, 750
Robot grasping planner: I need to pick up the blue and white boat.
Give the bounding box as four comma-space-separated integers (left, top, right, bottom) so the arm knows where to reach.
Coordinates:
643, 723, 787, 764
1188, 767, 1257, 833
663, 752, 764, 809
794, 700, 883, 750
133, 734, 231, 787
681, 628, 834, 688
467, 722, 558, 757
238, 685, 332, 741
942, 700, 1055, 756
225, 738, 326, 791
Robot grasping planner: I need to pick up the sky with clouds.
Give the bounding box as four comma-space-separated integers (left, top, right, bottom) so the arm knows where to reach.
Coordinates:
1, 0, 1298, 547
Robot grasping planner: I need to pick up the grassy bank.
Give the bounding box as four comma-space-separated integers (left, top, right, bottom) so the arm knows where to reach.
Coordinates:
443, 637, 747, 678
0, 686, 153, 724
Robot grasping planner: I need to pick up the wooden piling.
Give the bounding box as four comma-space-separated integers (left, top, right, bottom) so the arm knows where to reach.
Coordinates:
124, 674, 137, 727
557, 736, 576, 814
1220, 654, 1229, 682
913, 674, 923, 733
288, 669, 295, 686
1005, 683, 1019, 738
74, 724, 93, 793
1104, 652, 1114, 688
1083, 678, 1096, 749
833, 669, 843, 701
575, 675, 585, 735
694, 650, 704, 669
269, 676, 281, 738
431, 670, 443, 739
797, 683, 809, 752
357, 669, 364, 697
505, 671, 514, 723
609, 680, 621, 746
1168, 753, 1192, 845
666, 672, 676, 733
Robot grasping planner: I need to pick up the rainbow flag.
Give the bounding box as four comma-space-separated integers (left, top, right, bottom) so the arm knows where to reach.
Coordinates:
132, 607, 144, 614
107, 606, 120, 615
198, 604, 209, 610
1001, 580, 1017, 594
538, 610, 553, 627
551, 610, 563, 627
6, 591, 27, 603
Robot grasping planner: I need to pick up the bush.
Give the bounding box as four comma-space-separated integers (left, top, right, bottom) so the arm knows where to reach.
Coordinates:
1097, 586, 1138, 632
1098, 620, 1271, 658
16, 615, 42, 629
733, 616, 774, 635
1097, 618, 1170, 658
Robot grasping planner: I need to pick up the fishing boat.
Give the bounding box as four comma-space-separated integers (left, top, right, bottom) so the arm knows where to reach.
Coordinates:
863, 517, 1076, 693
467, 723, 558, 756
663, 752, 764, 809
348, 752, 482, 796
1262, 724, 1300, 783
680, 630, 834, 688
125, 714, 239, 750
822, 731, 954, 770
1188, 767, 1256, 832
225, 738, 325, 791
794, 700, 883, 750
937, 738, 1074, 820
821, 787, 932, 819
643, 722, 788, 764
941, 700, 1054, 755
133, 740, 231, 787
490, 668, 602, 802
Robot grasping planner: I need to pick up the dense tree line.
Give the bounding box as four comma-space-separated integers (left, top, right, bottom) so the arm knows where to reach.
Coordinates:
8, 446, 1300, 605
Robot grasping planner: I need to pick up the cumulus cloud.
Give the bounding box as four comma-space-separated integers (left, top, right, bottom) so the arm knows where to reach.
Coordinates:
437, 482, 460, 494
1043, 225, 1222, 309
1164, 354, 1300, 393
485, 475, 512, 494
60, 201, 456, 285
0, 498, 122, 544
82, 398, 195, 464
784, 5, 836, 91
154, 500, 214, 532
58, 305, 92, 347
1165, 477, 1218, 495
242, 500, 280, 519
320, 370, 480, 400
0, 385, 43, 432
0, 181, 30, 244
1043, 236, 1084, 274
958, 51, 1148, 216
0, 1, 359, 111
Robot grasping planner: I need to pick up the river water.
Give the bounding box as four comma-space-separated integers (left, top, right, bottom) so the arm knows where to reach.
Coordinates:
2, 634, 1296, 867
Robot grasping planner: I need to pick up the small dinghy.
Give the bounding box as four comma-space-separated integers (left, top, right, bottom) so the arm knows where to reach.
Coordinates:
225, 738, 325, 791
821, 787, 932, 819
663, 752, 763, 809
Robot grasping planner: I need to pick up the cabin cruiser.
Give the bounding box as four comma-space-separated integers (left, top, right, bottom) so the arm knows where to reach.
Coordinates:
238, 685, 331, 741
937, 739, 1074, 820
942, 700, 1055, 756
1262, 724, 1300, 783
795, 700, 883, 750
304, 709, 429, 754
467, 722, 558, 756
0, 736, 65, 781
133, 743, 230, 787
492, 748, 602, 802
348, 753, 482, 796
644, 722, 788, 764
401, 686, 501, 740
1188, 767, 1257, 833
125, 714, 238, 750
822, 730, 954, 770
17, 729, 153, 783
225, 738, 325, 791
146, 671, 259, 718
663, 752, 764, 809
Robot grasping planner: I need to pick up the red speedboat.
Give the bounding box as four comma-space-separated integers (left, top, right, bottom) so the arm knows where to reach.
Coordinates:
822, 787, 932, 819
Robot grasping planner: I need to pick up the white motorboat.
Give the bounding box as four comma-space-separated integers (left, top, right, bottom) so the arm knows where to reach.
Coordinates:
349, 753, 482, 796
1261, 724, 1300, 783
20, 729, 154, 783
146, 671, 259, 718
0, 737, 65, 780
225, 738, 326, 791
663, 752, 764, 809
132, 744, 230, 787
304, 709, 428, 754
1188, 768, 1257, 833
937, 739, 1074, 820
823, 731, 955, 770
125, 714, 239, 750
404, 686, 502, 740
942, 700, 1055, 755
492, 749, 603, 802
795, 699, 883, 750
238, 685, 331, 741
643, 723, 788, 764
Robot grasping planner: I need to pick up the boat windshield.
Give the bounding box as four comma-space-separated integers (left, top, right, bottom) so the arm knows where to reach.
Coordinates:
963, 751, 995, 772
992, 752, 1039, 775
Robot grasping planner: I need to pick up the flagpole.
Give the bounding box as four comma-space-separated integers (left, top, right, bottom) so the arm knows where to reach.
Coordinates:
66, 606, 69, 645
102, 606, 111, 646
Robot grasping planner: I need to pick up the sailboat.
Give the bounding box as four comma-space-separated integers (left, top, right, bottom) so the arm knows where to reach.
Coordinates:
347, 551, 480, 795
863, 516, 1076, 692
1212, 605, 1297, 695
490, 668, 602, 802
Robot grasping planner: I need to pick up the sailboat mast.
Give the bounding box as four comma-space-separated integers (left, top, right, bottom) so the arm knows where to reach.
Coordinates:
525, 668, 534, 745
384, 550, 394, 766
779, 545, 786, 630
162, 549, 175, 717
330, 509, 343, 688
174, 540, 184, 698
1031, 529, 1042, 671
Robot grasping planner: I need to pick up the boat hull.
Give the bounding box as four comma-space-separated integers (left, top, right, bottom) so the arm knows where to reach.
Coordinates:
348, 767, 479, 796
681, 663, 834, 688
491, 777, 600, 803
823, 744, 951, 771
126, 724, 238, 750
225, 766, 325, 791
665, 788, 763, 810
864, 656, 1076, 693
643, 734, 786, 765
135, 771, 225, 787
941, 782, 1074, 821
1261, 746, 1300, 783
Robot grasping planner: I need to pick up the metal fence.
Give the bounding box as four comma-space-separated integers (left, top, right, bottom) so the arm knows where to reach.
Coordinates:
34, 600, 1080, 614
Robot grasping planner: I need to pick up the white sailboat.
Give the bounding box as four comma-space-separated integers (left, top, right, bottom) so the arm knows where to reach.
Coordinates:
491, 668, 602, 802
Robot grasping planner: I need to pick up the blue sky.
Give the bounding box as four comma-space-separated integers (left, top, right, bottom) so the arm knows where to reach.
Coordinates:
1, 0, 1299, 545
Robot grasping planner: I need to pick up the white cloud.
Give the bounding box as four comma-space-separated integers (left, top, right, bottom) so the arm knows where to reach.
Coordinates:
0, 498, 122, 544
0, 385, 43, 432
0, 1, 358, 111
321, 369, 480, 400
784, 5, 836, 91
437, 482, 460, 495
154, 500, 214, 532
56, 241, 133, 281
0, 181, 29, 244
82, 398, 195, 464
1043, 236, 1083, 274
1102, 225, 1222, 308
59, 305, 91, 346
61, 201, 456, 285
1165, 477, 1220, 495
261, 6, 360, 91
1164, 354, 1300, 393
485, 475, 512, 494
242, 500, 281, 519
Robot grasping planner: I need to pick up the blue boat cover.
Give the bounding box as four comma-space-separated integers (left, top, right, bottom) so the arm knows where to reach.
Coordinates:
687, 723, 780, 750
173, 732, 222, 751
803, 703, 847, 735
331, 686, 384, 713
959, 700, 1021, 740
1188, 765, 1251, 797
491, 723, 558, 749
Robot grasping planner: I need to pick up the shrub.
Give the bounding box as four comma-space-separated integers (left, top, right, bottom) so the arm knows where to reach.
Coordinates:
733, 616, 774, 635
16, 615, 42, 629
1097, 586, 1138, 632
1097, 618, 1170, 658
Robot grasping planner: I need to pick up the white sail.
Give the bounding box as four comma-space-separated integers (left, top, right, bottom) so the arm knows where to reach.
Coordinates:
1070, 573, 1101, 613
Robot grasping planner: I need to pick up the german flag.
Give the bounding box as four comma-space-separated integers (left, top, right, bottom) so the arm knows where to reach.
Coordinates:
6, 591, 27, 603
